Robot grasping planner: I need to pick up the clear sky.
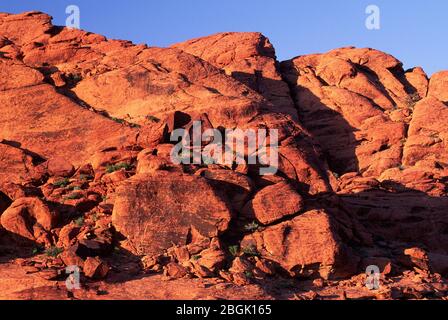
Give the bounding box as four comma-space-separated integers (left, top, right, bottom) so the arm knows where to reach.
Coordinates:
1, 0, 447, 75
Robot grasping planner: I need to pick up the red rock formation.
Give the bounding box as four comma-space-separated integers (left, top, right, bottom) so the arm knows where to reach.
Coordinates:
112, 172, 232, 255
0, 11, 447, 300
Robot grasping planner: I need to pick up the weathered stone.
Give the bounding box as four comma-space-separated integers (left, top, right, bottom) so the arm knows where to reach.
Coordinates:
112, 172, 232, 255
83, 257, 109, 279
241, 210, 359, 279
242, 181, 304, 225
0, 197, 58, 245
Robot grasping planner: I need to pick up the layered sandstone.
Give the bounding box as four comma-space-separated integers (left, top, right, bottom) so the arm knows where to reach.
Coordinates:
0, 11, 447, 300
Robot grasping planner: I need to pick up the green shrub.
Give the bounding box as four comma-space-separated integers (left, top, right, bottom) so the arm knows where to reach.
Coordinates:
244, 221, 260, 232
146, 115, 160, 123
65, 192, 83, 200
45, 246, 63, 257
106, 162, 132, 173
229, 245, 239, 257
79, 174, 93, 181
74, 216, 84, 227
53, 178, 70, 188
31, 246, 43, 255
242, 245, 260, 257
111, 117, 125, 124
192, 255, 201, 261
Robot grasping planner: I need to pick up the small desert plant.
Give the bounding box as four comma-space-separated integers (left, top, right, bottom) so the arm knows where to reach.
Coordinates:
146, 115, 160, 123
74, 216, 85, 227
45, 246, 63, 257
65, 192, 83, 200
242, 245, 260, 257
244, 221, 260, 232
229, 245, 240, 257
31, 246, 44, 255
79, 174, 93, 181
405, 93, 421, 111
53, 178, 70, 188
106, 162, 132, 173
192, 255, 201, 261
244, 270, 254, 278
129, 122, 141, 128
111, 117, 126, 125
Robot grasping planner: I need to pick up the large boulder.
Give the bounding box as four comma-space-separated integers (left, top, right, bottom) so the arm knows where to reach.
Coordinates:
0, 197, 58, 245
242, 181, 304, 225
0, 142, 43, 186
112, 172, 232, 255
403, 97, 448, 166
428, 71, 448, 103
340, 190, 448, 254
241, 209, 359, 279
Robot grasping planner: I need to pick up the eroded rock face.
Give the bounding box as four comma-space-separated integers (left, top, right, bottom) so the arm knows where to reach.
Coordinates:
241, 210, 359, 279
0, 59, 135, 167
0, 142, 42, 186
112, 172, 232, 255
280, 47, 411, 177
403, 97, 448, 166
0, 11, 447, 297
428, 71, 448, 103
173, 32, 298, 119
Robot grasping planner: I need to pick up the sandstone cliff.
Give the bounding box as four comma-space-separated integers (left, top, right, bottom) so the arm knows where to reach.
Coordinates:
0, 11, 447, 300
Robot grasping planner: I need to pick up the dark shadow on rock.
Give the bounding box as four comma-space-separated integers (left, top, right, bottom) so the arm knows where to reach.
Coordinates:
231, 70, 298, 120
276, 68, 360, 175
0, 139, 47, 165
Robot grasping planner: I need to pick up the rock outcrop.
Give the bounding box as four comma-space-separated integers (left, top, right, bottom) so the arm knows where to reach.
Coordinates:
0, 11, 447, 300
112, 172, 232, 255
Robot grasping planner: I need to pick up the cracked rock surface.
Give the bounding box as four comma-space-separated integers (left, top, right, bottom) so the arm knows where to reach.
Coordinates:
0, 11, 448, 300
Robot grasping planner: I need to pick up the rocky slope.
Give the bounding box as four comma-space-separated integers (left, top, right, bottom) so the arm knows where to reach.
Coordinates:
0, 11, 447, 300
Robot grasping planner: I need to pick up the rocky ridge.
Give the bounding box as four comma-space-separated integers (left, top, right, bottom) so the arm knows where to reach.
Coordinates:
0, 11, 448, 300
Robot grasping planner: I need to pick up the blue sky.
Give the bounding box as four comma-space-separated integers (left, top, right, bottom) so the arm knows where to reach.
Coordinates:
1, 0, 447, 75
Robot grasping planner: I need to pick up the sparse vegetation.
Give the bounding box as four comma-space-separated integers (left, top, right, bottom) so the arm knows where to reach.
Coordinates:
106, 162, 132, 173
192, 255, 201, 261
79, 174, 93, 181
45, 246, 63, 257
91, 213, 98, 222
74, 216, 85, 227
111, 117, 126, 125
65, 192, 83, 200
31, 246, 43, 255
244, 221, 260, 232
53, 178, 70, 188
242, 245, 260, 257
129, 122, 141, 128
244, 270, 254, 278
110, 117, 140, 128
405, 93, 421, 111
146, 115, 160, 123
229, 245, 240, 257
